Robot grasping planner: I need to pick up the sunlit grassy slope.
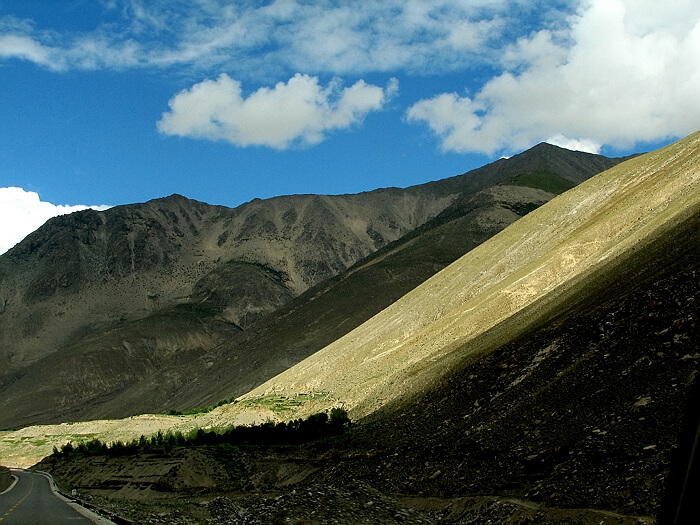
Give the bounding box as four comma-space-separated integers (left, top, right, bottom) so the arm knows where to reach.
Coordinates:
239, 131, 700, 418
1, 131, 698, 468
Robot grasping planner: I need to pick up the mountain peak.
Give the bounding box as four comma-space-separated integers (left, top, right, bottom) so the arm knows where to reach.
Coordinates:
497, 141, 627, 185
150, 193, 200, 205
531, 141, 567, 151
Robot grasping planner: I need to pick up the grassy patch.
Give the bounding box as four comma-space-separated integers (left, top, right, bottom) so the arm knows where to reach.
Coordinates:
166, 393, 327, 417
167, 397, 236, 416
508, 171, 576, 195
238, 393, 328, 413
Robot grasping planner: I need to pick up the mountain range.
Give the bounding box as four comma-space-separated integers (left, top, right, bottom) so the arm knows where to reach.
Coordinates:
1, 132, 698, 523
0, 143, 628, 429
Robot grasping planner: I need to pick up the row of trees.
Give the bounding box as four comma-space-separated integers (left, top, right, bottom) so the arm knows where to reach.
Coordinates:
53, 408, 351, 457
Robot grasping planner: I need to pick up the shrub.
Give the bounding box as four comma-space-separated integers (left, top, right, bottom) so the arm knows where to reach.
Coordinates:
330, 407, 351, 431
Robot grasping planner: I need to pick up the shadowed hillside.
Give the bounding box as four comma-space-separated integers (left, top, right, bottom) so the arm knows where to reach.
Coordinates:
0, 188, 455, 428
0, 191, 450, 369
158, 174, 578, 411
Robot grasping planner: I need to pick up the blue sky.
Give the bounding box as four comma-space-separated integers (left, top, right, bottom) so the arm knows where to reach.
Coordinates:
1, 0, 699, 254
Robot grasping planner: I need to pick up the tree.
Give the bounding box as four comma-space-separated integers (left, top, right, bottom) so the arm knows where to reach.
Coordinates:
330, 407, 350, 430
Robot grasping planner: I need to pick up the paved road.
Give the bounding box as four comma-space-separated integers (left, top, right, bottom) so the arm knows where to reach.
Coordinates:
0, 470, 97, 524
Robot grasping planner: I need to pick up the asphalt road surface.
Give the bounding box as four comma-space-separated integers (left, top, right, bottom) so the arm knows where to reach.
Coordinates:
0, 470, 99, 524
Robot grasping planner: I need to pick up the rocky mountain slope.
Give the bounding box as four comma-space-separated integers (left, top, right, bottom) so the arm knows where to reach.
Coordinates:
0, 191, 448, 369
239, 132, 699, 422
0, 188, 457, 428
30, 131, 700, 524
0, 145, 627, 428
153, 174, 574, 412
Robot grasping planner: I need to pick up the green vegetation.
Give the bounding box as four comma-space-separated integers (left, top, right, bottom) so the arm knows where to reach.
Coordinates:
167, 396, 236, 416
509, 171, 576, 195
501, 201, 542, 216
2, 435, 88, 449
237, 393, 328, 413
53, 408, 350, 457
167, 393, 329, 417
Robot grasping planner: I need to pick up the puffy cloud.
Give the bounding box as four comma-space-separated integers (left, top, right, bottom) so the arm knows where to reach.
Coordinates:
157, 74, 398, 149
407, 0, 700, 154
546, 134, 601, 154
0, 187, 110, 255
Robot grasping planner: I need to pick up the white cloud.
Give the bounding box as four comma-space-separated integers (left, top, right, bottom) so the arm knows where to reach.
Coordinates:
407, 0, 700, 154
546, 134, 601, 154
0, 1, 514, 75
3, 1, 699, 155
157, 74, 398, 149
0, 188, 110, 255
0, 34, 64, 70
272, 1, 509, 75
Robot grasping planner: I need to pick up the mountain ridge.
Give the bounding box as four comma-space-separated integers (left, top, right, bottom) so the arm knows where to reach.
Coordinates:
0, 143, 629, 429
